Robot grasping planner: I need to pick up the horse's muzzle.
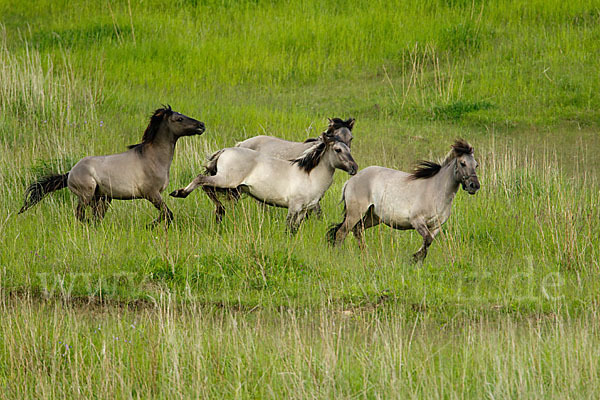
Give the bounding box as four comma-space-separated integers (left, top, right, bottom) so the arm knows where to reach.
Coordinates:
348, 164, 358, 176
463, 177, 480, 195
196, 122, 206, 134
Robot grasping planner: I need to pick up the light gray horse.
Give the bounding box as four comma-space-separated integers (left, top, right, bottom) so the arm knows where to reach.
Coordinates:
19, 106, 205, 226
170, 130, 358, 233
236, 117, 355, 159
226, 117, 355, 217
327, 139, 480, 261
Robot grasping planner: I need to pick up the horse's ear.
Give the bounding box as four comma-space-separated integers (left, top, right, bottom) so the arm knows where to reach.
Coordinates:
347, 118, 355, 130
327, 118, 334, 127
322, 129, 336, 143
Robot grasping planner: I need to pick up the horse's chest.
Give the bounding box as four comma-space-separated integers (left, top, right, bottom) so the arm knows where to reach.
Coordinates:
159, 176, 169, 192
147, 169, 169, 192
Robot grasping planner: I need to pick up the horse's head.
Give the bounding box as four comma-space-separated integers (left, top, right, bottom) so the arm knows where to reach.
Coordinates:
452, 140, 480, 195
323, 131, 358, 176
163, 106, 206, 138
327, 117, 355, 148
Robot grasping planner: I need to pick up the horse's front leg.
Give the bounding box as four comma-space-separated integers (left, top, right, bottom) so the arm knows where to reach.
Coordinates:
170, 174, 208, 198
286, 205, 308, 234
307, 202, 323, 220
411, 219, 438, 262
147, 194, 174, 228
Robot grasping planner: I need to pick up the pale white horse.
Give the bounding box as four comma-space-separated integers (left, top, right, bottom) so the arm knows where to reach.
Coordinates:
227, 117, 355, 217
236, 117, 355, 159
328, 139, 480, 261
170, 130, 358, 232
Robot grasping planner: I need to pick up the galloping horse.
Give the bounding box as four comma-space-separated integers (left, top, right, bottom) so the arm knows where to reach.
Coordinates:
19, 106, 205, 226
236, 117, 355, 159
328, 139, 480, 261
224, 117, 355, 217
170, 129, 358, 233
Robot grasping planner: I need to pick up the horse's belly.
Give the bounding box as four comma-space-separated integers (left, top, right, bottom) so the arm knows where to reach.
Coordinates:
97, 182, 141, 199
374, 203, 412, 229
244, 184, 289, 208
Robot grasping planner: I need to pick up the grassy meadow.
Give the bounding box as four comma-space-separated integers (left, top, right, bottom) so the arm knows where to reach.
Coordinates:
1, 0, 600, 397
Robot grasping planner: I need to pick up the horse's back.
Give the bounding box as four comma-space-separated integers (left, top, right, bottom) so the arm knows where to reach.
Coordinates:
220, 146, 299, 181
236, 135, 311, 160
68, 151, 148, 199
215, 147, 267, 178
346, 166, 409, 195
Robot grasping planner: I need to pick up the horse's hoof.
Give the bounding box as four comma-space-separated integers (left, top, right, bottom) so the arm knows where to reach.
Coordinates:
147, 220, 170, 230
169, 189, 187, 198
411, 253, 425, 264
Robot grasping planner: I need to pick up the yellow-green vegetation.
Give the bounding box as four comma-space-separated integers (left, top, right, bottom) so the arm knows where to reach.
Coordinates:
1, 0, 599, 397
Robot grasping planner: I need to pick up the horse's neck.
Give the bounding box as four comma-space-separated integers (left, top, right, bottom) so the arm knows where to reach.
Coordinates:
431, 161, 460, 210
143, 133, 176, 168
303, 155, 335, 193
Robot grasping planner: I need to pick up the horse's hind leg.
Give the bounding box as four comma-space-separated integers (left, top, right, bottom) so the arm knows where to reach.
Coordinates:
328, 203, 366, 247
353, 206, 380, 250
170, 174, 207, 198
171, 174, 231, 199
202, 186, 226, 223
70, 174, 96, 222
75, 199, 87, 222
91, 196, 111, 221
75, 192, 95, 222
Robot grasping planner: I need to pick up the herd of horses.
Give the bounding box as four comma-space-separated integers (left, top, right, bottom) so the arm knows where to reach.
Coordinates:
19, 106, 480, 261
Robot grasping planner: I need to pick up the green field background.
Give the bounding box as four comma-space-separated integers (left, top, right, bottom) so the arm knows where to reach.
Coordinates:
1, 0, 599, 398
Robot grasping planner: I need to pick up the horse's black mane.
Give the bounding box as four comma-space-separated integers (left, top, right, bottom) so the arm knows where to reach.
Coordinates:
409, 139, 474, 180
409, 160, 443, 179
292, 141, 328, 173
128, 105, 173, 153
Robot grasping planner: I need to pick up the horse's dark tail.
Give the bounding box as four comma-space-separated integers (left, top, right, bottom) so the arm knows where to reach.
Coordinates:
204, 149, 226, 176
202, 149, 240, 201
19, 173, 69, 214
326, 183, 348, 245
326, 221, 344, 245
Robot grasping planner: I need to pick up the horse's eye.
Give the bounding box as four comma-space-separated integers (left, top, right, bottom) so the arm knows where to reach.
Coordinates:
335, 148, 342, 153
177, 117, 184, 122
460, 161, 466, 167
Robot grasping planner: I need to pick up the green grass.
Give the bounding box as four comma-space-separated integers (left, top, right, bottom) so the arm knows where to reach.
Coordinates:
1, 0, 600, 397
2, 299, 600, 398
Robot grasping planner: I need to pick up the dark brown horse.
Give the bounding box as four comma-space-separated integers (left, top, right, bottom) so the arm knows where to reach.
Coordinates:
19, 106, 205, 226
